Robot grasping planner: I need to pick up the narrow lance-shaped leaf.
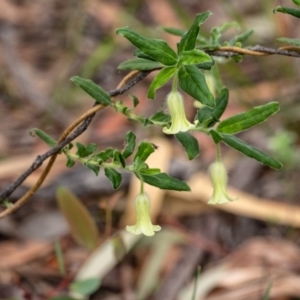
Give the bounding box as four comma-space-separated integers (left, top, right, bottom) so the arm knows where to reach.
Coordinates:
116, 27, 178, 65
217, 102, 279, 134
122, 131, 136, 159
196, 106, 214, 127
178, 49, 213, 67
148, 67, 176, 99
293, 0, 300, 6
160, 26, 185, 36
71, 76, 112, 105
211, 87, 229, 122
276, 37, 300, 47
139, 168, 161, 175
84, 162, 100, 176
178, 65, 215, 107
113, 150, 126, 168
56, 187, 98, 250
129, 95, 139, 107
30, 128, 57, 148
273, 6, 300, 18
134, 141, 155, 162
76, 142, 97, 158
220, 134, 282, 169
228, 30, 254, 46
178, 11, 212, 53
139, 172, 191, 191
70, 278, 101, 296
117, 58, 163, 71
104, 167, 122, 189
133, 49, 157, 61
149, 111, 170, 125
197, 88, 229, 128
209, 129, 223, 144
175, 132, 200, 160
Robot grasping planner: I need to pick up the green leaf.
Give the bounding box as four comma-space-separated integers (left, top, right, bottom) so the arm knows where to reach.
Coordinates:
217, 102, 279, 134
228, 30, 254, 46
84, 162, 100, 176
117, 58, 163, 71
130, 95, 139, 107
134, 141, 155, 162
147, 67, 176, 99
209, 129, 222, 144
293, 0, 300, 6
220, 134, 282, 169
134, 157, 149, 172
104, 167, 122, 189
276, 37, 300, 46
196, 106, 214, 127
210, 21, 240, 45
70, 278, 101, 296
139, 172, 190, 191
56, 187, 99, 250
113, 150, 126, 168
273, 6, 300, 18
71, 76, 112, 105
175, 132, 200, 160
66, 155, 76, 168
122, 131, 136, 159
178, 65, 215, 107
178, 11, 212, 53
212, 87, 229, 122
30, 128, 57, 148
76, 142, 97, 158
95, 148, 115, 162
160, 26, 185, 36
178, 49, 213, 67
139, 168, 161, 175
133, 49, 157, 60
116, 27, 178, 65
149, 111, 170, 125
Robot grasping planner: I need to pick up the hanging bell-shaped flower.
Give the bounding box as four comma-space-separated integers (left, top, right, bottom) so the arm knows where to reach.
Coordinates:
163, 91, 198, 134
126, 192, 161, 236
208, 160, 235, 205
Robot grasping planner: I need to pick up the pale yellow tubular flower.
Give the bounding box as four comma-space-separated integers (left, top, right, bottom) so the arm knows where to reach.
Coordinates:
126, 192, 161, 236
163, 91, 198, 134
208, 160, 235, 205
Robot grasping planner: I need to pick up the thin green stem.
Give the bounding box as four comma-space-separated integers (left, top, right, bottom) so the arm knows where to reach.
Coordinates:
215, 143, 221, 161
172, 71, 179, 93
140, 178, 144, 194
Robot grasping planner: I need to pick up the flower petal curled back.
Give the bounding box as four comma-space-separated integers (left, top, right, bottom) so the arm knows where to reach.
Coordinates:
163, 91, 198, 135
208, 161, 235, 205
126, 192, 161, 236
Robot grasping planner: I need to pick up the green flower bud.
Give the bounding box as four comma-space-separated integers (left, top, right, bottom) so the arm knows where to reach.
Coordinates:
163, 91, 198, 134
208, 161, 235, 205
126, 192, 161, 236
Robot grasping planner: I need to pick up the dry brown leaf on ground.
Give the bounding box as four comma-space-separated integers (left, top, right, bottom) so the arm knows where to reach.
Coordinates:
0, 240, 52, 270
179, 237, 300, 300
0, 154, 67, 187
